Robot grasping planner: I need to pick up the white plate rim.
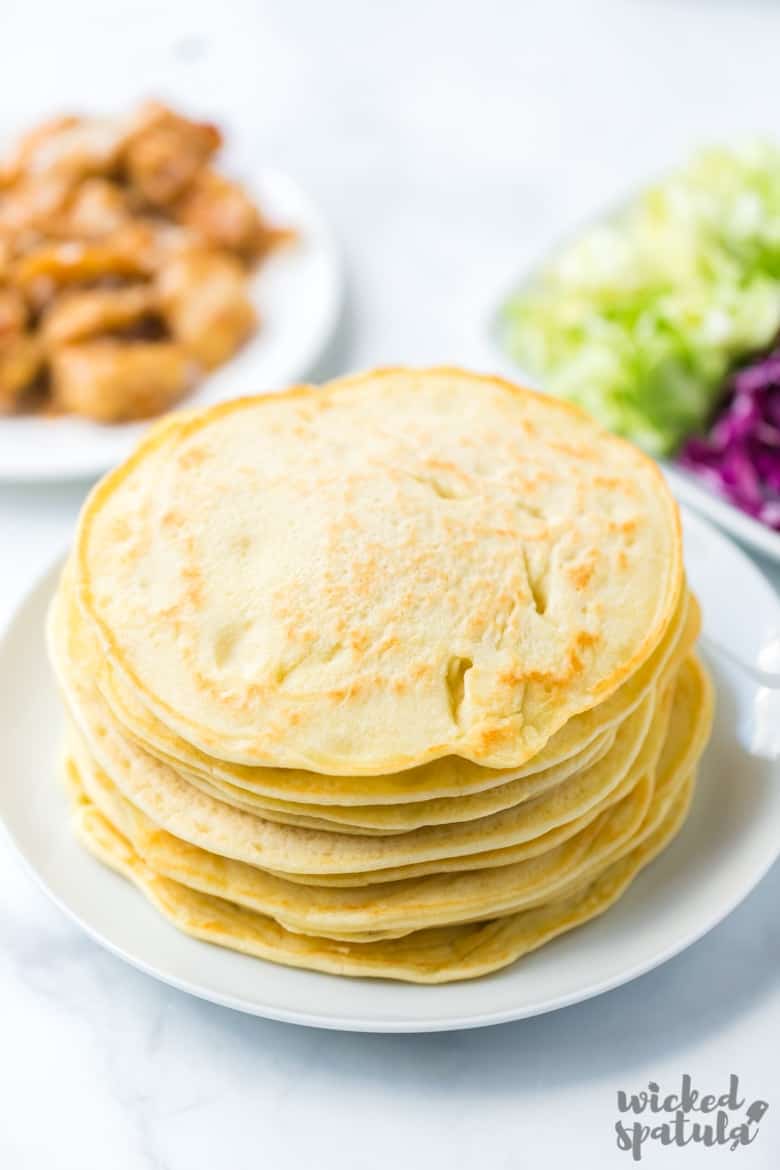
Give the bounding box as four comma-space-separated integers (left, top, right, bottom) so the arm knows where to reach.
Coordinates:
1, 509, 779, 1033
0, 166, 343, 484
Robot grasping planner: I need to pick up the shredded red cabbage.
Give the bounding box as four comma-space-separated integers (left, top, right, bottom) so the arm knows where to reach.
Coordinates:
677, 344, 780, 530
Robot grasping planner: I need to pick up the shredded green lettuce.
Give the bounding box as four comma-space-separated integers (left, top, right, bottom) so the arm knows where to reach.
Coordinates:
502, 143, 780, 455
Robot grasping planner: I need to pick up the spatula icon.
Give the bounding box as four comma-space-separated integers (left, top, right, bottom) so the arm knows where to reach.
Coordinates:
746, 1100, 769, 1126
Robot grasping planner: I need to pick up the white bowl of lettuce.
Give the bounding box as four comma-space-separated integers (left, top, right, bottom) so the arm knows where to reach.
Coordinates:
492, 142, 780, 562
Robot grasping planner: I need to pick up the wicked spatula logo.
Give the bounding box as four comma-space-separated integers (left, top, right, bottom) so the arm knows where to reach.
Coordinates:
615, 1075, 769, 1161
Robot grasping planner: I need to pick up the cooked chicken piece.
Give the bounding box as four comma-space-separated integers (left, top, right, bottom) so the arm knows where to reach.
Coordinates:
0, 113, 134, 241
2, 114, 129, 197
157, 248, 256, 368
124, 102, 221, 207
42, 286, 160, 346
176, 169, 265, 257
0, 334, 42, 411
0, 287, 27, 336
0, 174, 73, 237
56, 178, 130, 237
0, 116, 80, 186
128, 217, 204, 268
13, 224, 157, 310
50, 340, 197, 421
33, 117, 126, 178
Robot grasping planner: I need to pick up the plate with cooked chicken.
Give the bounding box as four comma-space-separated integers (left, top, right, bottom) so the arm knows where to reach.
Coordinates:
0, 102, 342, 480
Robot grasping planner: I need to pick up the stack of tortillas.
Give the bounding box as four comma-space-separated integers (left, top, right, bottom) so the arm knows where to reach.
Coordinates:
48, 368, 713, 983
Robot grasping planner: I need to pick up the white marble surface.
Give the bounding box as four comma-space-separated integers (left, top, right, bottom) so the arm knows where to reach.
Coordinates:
1, 1, 779, 1165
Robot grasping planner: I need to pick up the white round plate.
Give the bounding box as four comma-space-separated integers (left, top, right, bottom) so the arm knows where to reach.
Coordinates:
0, 168, 342, 482
1, 510, 779, 1032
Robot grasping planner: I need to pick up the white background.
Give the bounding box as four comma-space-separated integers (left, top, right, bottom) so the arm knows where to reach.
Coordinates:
0, 1, 779, 1166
